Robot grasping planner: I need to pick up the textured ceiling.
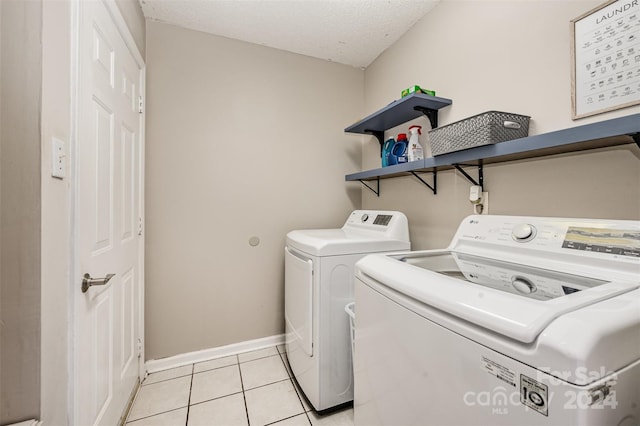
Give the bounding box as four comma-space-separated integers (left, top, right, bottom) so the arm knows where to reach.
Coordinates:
139, 0, 439, 68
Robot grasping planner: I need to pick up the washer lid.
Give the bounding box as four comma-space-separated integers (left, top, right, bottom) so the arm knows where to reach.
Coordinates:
287, 228, 410, 256
356, 251, 639, 343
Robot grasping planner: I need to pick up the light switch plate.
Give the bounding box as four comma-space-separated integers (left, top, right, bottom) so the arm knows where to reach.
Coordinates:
51, 137, 66, 179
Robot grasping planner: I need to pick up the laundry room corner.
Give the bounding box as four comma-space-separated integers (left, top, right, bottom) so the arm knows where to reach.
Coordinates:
360, 0, 640, 249
143, 21, 365, 361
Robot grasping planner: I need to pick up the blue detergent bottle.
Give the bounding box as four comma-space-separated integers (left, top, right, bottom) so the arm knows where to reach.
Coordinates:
381, 137, 395, 167
388, 133, 408, 165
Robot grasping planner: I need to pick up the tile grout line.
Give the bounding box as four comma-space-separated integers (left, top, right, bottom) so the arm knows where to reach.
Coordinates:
264, 412, 308, 426
184, 364, 195, 426
141, 373, 192, 387
181, 377, 293, 416
277, 349, 313, 425
193, 362, 238, 375
188, 390, 245, 408
184, 361, 291, 406
237, 354, 251, 426
127, 407, 186, 424
239, 352, 282, 365
244, 377, 292, 392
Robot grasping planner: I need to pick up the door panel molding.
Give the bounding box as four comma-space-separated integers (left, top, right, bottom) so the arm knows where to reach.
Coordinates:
70, 0, 145, 424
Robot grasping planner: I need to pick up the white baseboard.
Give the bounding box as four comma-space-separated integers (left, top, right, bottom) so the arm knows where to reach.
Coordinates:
145, 334, 285, 374
7, 421, 42, 426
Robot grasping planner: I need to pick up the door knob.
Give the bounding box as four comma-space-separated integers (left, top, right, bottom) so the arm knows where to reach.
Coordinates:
82, 273, 115, 293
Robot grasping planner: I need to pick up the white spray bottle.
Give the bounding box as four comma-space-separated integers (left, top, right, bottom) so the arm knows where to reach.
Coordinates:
407, 125, 424, 161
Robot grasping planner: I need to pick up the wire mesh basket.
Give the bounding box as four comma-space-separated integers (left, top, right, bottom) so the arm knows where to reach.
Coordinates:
428, 111, 530, 156
345, 302, 355, 358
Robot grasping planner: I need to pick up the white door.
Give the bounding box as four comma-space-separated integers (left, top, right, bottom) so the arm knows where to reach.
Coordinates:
74, 0, 145, 424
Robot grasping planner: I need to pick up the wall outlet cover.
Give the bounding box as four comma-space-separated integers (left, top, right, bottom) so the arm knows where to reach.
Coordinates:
51, 137, 66, 179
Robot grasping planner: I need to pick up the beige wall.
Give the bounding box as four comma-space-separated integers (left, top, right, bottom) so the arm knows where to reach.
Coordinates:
362, 0, 640, 249
145, 21, 363, 360
40, 1, 71, 424
115, 0, 146, 57
0, 0, 42, 423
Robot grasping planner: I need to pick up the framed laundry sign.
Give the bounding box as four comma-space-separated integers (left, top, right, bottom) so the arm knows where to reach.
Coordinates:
571, 0, 640, 119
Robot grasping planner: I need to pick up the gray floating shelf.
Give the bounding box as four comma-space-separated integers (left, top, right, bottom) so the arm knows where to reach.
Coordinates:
346, 113, 640, 186
345, 92, 453, 143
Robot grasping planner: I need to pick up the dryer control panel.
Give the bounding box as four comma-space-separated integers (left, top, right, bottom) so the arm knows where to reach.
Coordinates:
343, 210, 410, 242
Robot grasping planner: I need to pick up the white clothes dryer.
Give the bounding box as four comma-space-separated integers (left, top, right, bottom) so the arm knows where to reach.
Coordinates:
354, 215, 640, 426
285, 210, 410, 412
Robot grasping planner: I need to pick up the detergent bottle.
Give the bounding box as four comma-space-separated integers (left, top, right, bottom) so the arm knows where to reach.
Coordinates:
381, 137, 395, 167
388, 133, 408, 165
407, 125, 424, 161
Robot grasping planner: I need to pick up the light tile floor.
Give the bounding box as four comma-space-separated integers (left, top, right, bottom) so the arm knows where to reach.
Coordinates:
126, 345, 354, 426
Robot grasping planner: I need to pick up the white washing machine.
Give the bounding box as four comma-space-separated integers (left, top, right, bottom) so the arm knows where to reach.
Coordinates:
285, 210, 410, 412
354, 215, 640, 426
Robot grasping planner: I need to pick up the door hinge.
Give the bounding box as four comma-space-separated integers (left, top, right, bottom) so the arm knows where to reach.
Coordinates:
137, 338, 143, 358
138, 95, 144, 114
138, 217, 143, 236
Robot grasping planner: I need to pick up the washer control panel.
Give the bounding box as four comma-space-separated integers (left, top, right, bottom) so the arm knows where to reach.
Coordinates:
454, 215, 640, 262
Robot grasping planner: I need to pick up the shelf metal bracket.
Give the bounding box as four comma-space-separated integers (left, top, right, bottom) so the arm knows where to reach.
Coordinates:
359, 177, 380, 197
453, 162, 484, 191
413, 106, 439, 129
410, 170, 437, 194
364, 129, 386, 156
632, 132, 640, 148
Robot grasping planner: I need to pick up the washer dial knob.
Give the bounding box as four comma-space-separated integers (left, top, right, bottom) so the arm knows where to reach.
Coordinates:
512, 223, 536, 242
361, 214, 369, 222
512, 277, 536, 294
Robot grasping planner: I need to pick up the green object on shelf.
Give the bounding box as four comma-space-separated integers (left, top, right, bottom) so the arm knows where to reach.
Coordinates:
401, 85, 435, 98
